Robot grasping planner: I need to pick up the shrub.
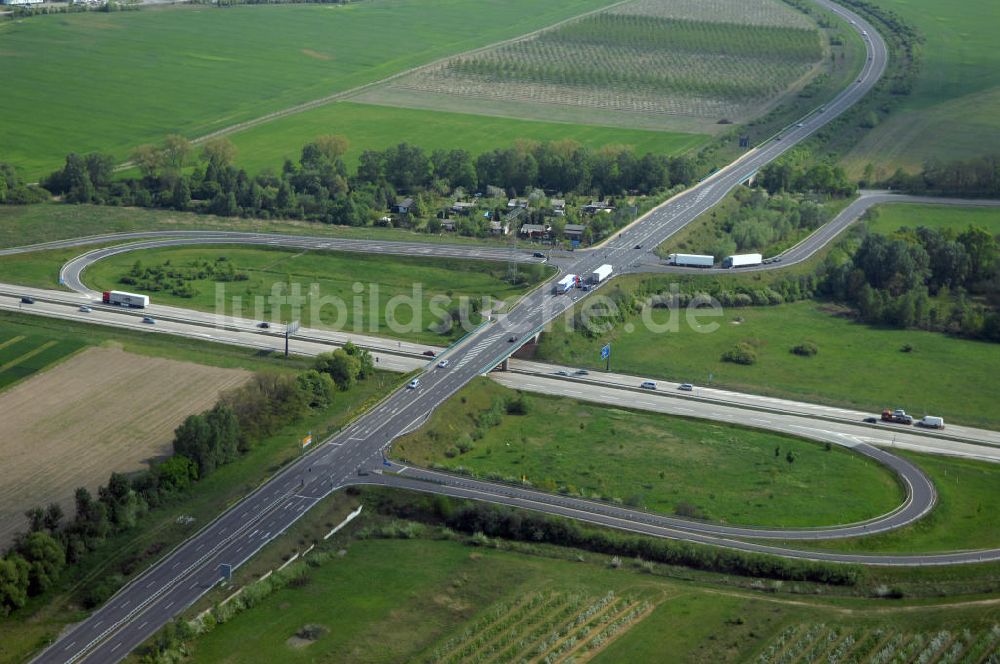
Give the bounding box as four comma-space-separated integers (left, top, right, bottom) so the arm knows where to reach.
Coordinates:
791, 341, 818, 356
722, 342, 757, 365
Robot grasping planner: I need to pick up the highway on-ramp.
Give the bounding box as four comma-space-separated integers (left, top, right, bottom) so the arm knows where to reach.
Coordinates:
27, 5, 1000, 664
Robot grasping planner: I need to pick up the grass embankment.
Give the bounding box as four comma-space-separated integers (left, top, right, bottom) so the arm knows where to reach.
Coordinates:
80, 245, 551, 344
538, 296, 1000, 430
227, 101, 708, 176
866, 203, 1000, 236
842, 0, 1000, 176
393, 378, 902, 528
0, 0, 622, 179
0, 315, 401, 664
145, 498, 1000, 664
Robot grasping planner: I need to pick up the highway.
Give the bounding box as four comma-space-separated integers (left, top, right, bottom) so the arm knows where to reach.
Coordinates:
24, 4, 1000, 663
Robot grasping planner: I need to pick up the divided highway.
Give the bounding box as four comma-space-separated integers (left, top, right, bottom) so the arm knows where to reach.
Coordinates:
25, 4, 1000, 663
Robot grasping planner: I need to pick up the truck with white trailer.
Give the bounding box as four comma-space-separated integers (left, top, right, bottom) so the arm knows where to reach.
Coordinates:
553, 274, 578, 294
723, 253, 763, 269
667, 253, 714, 268
590, 264, 613, 284
102, 290, 150, 308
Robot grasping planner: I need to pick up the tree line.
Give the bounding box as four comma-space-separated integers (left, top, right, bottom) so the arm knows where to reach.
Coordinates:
884, 155, 1000, 198
0, 344, 374, 615
27, 134, 696, 231
823, 223, 1000, 341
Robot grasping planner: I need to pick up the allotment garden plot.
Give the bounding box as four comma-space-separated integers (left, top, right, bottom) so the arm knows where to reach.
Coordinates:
361, 0, 825, 132
0, 346, 249, 548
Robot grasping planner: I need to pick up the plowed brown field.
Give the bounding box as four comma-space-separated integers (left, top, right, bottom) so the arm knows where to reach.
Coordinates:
0, 346, 249, 547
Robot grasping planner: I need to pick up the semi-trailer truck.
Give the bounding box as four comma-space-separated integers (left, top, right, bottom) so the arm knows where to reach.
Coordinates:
554, 275, 578, 294
102, 290, 150, 308
590, 264, 613, 284
723, 253, 763, 269
667, 253, 714, 268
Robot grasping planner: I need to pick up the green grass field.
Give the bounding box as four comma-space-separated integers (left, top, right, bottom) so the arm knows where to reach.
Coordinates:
81, 245, 550, 343
226, 101, 709, 175
0, 0, 621, 179
0, 321, 85, 391
176, 527, 1000, 664
394, 379, 902, 527
789, 451, 1000, 554
841, 0, 1000, 176
866, 203, 1000, 237
537, 297, 1000, 429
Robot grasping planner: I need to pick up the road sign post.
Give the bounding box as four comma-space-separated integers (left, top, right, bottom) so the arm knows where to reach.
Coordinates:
601, 343, 611, 372
284, 320, 300, 358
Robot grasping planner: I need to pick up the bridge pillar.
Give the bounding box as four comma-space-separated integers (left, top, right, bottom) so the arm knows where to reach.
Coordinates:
500, 358, 509, 371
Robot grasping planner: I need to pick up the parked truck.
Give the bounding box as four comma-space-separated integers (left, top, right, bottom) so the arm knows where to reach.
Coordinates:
667, 253, 714, 268
102, 290, 150, 308
554, 274, 578, 294
723, 253, 763, 269
590, 264, 613, 284
881, 408, 913, 425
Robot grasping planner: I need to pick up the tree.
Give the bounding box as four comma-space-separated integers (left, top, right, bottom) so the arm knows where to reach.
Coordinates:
173, 413, 214, 476
43, 503, 63, 533
957, 225, 998, 283
0, 555, 30, 615
154, 455, 199, 493
296, 370, 336, 409
131, 144, 163, 180
201, 137, 237, 168
342, 341, 374, 378
162, 134, 193, 173
17, 531, 65, 593
24, 507, 45, 533
314, 349, 360, 390
172, 177, 191, 211
205, 403, 240, 466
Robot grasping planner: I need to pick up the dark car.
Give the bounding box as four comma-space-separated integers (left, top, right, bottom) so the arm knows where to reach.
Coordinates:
533, 252, 546, 259
508, 335, 517, 343
634, 244, 643, 250
422, 350, 436, 357
863, 416, 878, 424
20, 296, 35, 304
257, 322, 270, 329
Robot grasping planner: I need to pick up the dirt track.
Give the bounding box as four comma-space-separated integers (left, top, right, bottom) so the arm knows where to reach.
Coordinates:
0, 346, 249, 547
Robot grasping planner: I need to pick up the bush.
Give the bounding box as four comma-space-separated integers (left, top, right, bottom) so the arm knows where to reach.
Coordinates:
722, 342, 757, 365
791, 341, 818, 356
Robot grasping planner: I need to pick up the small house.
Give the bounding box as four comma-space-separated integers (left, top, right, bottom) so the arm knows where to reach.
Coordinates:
507, 198, 529, 210
564, 224, 586, 242
440, 219, 457, 232
391, 197, 414, 214
450, 201, 477, 216
519, 223, 550, 240
582, 201, 614, 215
550, 199, 566, 216
489, 220, 510, 236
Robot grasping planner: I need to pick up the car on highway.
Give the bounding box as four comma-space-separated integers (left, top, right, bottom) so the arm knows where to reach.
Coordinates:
422, 350, 436, 357
678, 383, 693, 391
555, 370, 570, 376
20, 296, 34, 304
508, 335, 518, 343
407, 378, 420, 389
863, 416, 878, 424
142, 316, 155, 324
634, 244, 643, 250
640, 380, 657, 390
796, 123, 804, 128
256, 321, 270, 329
79, 305, 92, 313
533, 252, 546, 259
437, 359, 449, 368
575, 369, 589, 376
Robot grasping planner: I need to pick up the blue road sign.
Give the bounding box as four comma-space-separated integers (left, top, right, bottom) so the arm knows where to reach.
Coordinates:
601, 344, 611, 360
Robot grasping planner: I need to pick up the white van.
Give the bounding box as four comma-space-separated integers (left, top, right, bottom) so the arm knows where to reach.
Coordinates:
640, 381, 657, 390
918, 416, 945, 429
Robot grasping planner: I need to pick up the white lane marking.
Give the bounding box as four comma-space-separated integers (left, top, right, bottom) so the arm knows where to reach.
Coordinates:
110, 642, 122, 653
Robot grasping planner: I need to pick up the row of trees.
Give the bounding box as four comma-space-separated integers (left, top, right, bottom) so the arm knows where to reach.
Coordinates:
371, 491, 859, 586
0, 347, 376, 616
757, 159, 855, 196
823, 224, 1000, 340
34, 134, 695, 231
0, 163, 48, 205
885, 155, 1000, 197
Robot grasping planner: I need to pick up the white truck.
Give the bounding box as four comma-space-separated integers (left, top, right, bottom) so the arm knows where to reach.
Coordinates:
554, 274, 578, 294
102, 290, 150, 308
590, 264, 613, 284
917, 416, 945, 429
667, 253, 714, 268
723, 253, 763, 269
